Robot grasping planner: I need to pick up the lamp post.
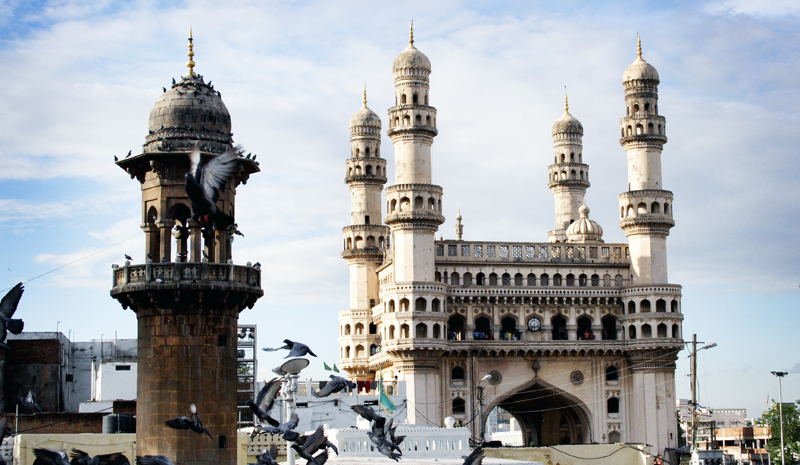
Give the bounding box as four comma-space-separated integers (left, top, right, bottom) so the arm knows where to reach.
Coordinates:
278, 358, 309, 465
771, 371, 788, 465
687, 334, 716, 451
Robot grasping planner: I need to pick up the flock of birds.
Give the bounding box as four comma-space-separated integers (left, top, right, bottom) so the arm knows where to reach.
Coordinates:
0, 147, 489, 464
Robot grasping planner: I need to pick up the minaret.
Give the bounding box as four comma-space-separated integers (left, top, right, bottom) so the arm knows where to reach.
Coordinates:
339, 87, 387, 380
383, 24, 446, 425
111, 33, 262, 465
455, 208, 463, 241
618, 37, 681, 456
618, 36, 674, 284
548, 93, 590, 242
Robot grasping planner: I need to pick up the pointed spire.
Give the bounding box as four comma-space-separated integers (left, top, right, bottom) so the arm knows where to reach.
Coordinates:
637, 34, 642, 60
186, 27, 196, 77
409, 21, 414, 46
363, 84, 367, 108
564, 86, 569, 114
455, 207, 464, 241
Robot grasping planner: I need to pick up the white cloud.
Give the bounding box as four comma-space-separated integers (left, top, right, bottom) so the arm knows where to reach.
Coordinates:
705, 0, 800, 17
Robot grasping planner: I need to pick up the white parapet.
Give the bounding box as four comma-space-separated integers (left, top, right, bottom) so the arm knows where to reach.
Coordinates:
327, 425, 470, 459
490, 431, 524, 447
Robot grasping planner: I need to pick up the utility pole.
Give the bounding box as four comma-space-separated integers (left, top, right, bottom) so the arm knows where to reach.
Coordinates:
771, 371, 787, 465
691, 334, 697, 450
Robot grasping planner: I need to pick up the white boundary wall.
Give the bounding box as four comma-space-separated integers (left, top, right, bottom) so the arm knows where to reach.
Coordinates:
327, 426, 470, 459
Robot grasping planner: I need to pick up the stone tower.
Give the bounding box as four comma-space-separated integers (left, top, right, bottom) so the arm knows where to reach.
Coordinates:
339, 88, 388, 380
548, 95, 590, 243
382, 24, 447, 424
617, 37, 682, 449
110, 33, 262, 465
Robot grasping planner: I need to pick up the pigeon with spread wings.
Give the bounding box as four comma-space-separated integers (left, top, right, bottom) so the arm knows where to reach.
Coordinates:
262, 339, 316, 358
247, 378, 281, 426
184, 145, 241, 231
0, 283, 24, 350
164, 403, 212, 439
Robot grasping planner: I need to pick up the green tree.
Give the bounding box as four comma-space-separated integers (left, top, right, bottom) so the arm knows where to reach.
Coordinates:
677, 411, 686, 448
756, 400, 800, 464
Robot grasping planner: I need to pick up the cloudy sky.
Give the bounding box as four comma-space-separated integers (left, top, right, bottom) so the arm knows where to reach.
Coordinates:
0, 0, 798, 420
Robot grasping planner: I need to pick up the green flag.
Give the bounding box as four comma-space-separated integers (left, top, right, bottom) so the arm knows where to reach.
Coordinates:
333, 364, 339, 373
378, 376, 397, 415
323, 362, 332, 371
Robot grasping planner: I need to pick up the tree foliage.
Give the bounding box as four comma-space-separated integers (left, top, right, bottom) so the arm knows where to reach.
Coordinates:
757, 401, 800, 464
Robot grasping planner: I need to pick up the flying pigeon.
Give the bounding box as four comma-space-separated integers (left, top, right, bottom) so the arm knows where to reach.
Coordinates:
253, 412, 300, 441
124, 254, 133, 261
247, 378, 281, 426
262, 339, 317, 358
70, 448, 130, 465
0, 282, 25, 349
184, 145, 241, 231
255, 446, 279, 465
461, 446, 485, 465
33, 448, 70, 465
135, 457, 174, 465
312, 375, 355, 398
164, 403, 212, 439
19, 388, 42, 414
127, 150, 132, 158
293, 425, 339, 458
114, 155, 118, 161
351, 405, 403, 461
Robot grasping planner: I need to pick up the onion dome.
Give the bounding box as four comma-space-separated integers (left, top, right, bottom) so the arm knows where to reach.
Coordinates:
567, 205, 604, 243
144, 32, 232, 154
623, 36, 659, 84
552, 94, 583, 136
350, 87, 381, 131
393, 22, 431, 73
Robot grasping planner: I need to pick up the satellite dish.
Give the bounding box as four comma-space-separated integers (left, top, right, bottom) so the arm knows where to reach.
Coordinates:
279, 358, 310, 375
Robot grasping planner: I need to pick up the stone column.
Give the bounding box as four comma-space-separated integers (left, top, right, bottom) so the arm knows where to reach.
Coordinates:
157, 219, 174, 262
189, 222, 202, 262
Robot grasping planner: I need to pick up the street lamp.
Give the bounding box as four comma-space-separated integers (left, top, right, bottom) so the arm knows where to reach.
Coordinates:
477, 374, 492, 444
687, 334, 717, 451
771, 371, 788, 465
278, 358, 309, 465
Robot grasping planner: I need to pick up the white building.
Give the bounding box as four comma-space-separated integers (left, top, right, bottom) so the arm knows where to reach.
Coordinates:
339, 27, 683, 457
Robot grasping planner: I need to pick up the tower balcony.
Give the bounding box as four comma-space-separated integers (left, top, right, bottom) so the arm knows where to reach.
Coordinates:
110, 261, 262, 312
618, 215, 675, 235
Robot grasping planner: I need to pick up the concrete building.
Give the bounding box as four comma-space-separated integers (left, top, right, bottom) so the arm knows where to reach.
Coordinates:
111, 32, 262, 465
339, 28, 683, 458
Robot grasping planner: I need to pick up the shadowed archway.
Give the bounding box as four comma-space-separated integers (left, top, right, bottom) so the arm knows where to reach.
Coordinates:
488, 379, 592, 446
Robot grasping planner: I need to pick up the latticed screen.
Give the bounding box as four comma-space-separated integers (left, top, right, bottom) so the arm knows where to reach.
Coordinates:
499, 246, 508, 258
589, 247, 598, 259
566, 247, 574, 259
513, 246, 522, 258
448, 245, 457, 256
461, 245, 470, 256
487, 245, 496, 257
539, 247, 548, 259
551, 247, 560, 259
436, 244, 444, 256
526, 246, 535, 259
474, 246, 482, 257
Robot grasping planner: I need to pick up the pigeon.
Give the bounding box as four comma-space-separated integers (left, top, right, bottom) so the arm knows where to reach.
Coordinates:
33, 448, 70, 465
0, 401, 9, 465
127, 150, 132, 158
312, 375, 356, 398
293, 425, 339, 459
162, 87, 166, 93
252, 154, 257, 161
247, 378, 281, 426
147, 253, 155, 261
255, 446, 279, 465
262, 339, 316, 358
202, 250, 209, 261
351, 405, 403, 461
184, 145, 241, 231
254, 262, 261, 268
253, 412, 300, 441
124, 254, 133, 261
135, 457, 173, 465
172, 78, 176, 85
114, 155, 118, 161
461, 446, 485, 465
0, 282, 25, 349
69, 448, 130, 465
164, 403, 212, 438
19, 376, 42, 414
245, 153, 251, 159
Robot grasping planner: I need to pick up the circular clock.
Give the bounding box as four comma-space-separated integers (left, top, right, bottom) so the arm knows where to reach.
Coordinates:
527, 317, 541, 332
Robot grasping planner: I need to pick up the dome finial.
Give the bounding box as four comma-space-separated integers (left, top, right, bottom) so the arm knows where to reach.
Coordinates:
637, 33, 642, 59
363, 84, 367, 108
186, 27, 196, 77
564, 86, 569, 114
409, 20, 414, 46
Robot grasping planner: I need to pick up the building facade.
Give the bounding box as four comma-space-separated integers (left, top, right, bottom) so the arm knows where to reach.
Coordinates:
339, 29, 684, 456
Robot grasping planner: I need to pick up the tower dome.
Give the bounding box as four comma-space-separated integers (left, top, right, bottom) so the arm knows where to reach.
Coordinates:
623, 36, 659, 84
393, 23, 431, 73
566, 205, 604, 243
144, 34, 233, 154
552, 94, 583, 136
350, 88, 382, 131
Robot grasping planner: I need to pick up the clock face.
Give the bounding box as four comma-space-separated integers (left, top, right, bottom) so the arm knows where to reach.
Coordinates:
527, 317, 541, 332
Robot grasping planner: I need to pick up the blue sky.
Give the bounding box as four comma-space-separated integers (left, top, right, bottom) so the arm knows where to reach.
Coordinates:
0, 0, 798, 420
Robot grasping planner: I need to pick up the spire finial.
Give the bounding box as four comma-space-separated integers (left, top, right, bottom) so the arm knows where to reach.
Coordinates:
564, 86, 569, 114
363, 84, 367, 108
186, 27, 196, 77
409, 21, 414, 46
455, 207, 464, 241
637, 34, 642, 59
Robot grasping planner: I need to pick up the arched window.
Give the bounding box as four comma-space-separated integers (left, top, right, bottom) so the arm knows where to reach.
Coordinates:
369, 323, 377, 334
603, 273, 612, 287
463, 272, 473, 286
500, 316, 517, 340
657, 323, 667, 338
552, 315, 567, 340
476, 272, 485, 285
388, 300, 395, 312
615, 274, 624, 287
345, 346, 351, 358
394, 117, 399, 127
354, 236, 363, 248
428, 197, 435, 210
412, 94, 418, 104
566, 274, 575, 287
651, 202, 660, 213
514, 273, 523, 286
641, 299, 651, 313
415, 297, 427, 312
644, 102, 650, 112
540, 273, 549, 287
452, 366, 465, 381
400, 324, 409, 338
489, 273, 498, 286
621, 206, 625, 218
642, 324, 652, 338
415, 323, 427, 338
629, 326, 636, 339
432, 324, 441, 339
424, 94, 428, 105
415, 114, 422, 124
474, 316, 491, 340
399, 298, 409, 312
355, 345, 364, 358
628, 301, 636, 314
606, 366, 619, 382
452, 398, 466, 415
633, 104, 640, 113
527, 274, 536, 286
656, 299, 666, 312
636, 124, 644, 135
344, 324, 351, 335
366, 236, 375, 247
664, 203, 670, 215
577, 316, 593, 340
401, 94, 407, 104
389, 325, 395, 339
400, 197, 410, 211
435, 271, 441, 282
502, 273, 510, 286
365, 165, 373, 175
432, 299, 440, 312
627, 205, 634, 217
570, 152, 575, 161
627, 125, 632, 136
637, 202, 647, 214
647, 122, 654, 134
560, 153, 566, 163
355, 323, 364, 334
426, 115, 431, 126
672, 324, 680, 338
390, 199, 397, 212
450, 273, 460, 286
591, 274, 599, 287
415, 196, 423, 209
671, 300, 679, 313
448, 315, 465, 340
370, 344, 378, 355
607, 397, 620, 414
553, 273, 562, 287
346, 237, 352, 249
602, 316, 617, 340
403, 115, 410, 125
608, 431, 621, 444
570, 170, 577, 179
